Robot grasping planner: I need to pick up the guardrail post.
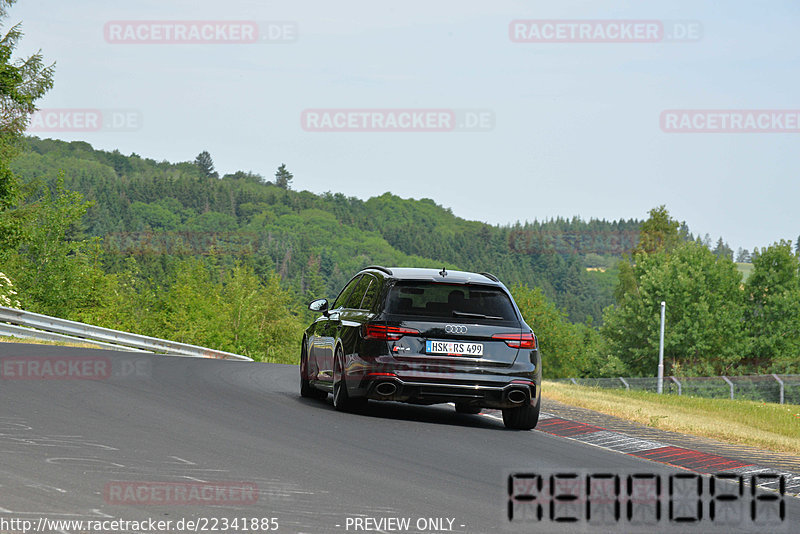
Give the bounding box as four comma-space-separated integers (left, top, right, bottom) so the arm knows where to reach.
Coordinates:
570, 378, 578, 386
619, 377, 630, 391
670, 376, 681, 395
721, 375, 734, 400
772, 373, 785, 405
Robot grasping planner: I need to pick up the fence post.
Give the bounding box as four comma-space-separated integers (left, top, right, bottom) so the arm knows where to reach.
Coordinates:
619, 377, 630, 391
658, 301, 665, 393
772, 374, 785, 405
721, 376, 734, 400
670, 376, 681, 396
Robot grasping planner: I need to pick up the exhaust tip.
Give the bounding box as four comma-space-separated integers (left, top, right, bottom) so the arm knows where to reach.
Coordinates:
507, 388, 528, 404
375, 381, 397, 396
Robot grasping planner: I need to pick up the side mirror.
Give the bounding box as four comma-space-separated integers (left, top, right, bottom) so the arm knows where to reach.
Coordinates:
308, 298, 329, 314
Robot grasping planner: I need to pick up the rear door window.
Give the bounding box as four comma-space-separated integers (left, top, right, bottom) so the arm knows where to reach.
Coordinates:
333, 275, 362, 309
385, 282, 519, 323
343, 275, 372, 309
359, 275, 381, 311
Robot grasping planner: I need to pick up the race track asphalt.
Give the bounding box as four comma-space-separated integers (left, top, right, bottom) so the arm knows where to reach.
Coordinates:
0, 343, 795, 533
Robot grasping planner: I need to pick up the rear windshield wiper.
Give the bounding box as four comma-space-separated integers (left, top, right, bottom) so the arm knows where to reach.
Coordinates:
452, 310, 504, 320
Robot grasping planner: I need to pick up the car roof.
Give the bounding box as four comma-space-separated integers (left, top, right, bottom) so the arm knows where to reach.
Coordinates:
359, 266, 502, 286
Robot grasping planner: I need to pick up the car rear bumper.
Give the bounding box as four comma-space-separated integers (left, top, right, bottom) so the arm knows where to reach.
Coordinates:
368, 376, 537, 408
342, 352, 540, 408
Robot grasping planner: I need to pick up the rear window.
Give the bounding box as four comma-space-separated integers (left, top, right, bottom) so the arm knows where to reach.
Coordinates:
384, 282, 519, 323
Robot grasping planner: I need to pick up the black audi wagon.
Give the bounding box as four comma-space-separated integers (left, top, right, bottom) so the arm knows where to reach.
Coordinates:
300, 266, 541, 430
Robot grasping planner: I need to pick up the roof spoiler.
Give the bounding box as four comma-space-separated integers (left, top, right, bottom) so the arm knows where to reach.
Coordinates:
479, 272, 499, 282
363, 265, 393, 276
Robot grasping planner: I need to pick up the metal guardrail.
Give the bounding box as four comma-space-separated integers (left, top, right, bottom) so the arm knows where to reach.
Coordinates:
552, 374, 800, 405
0, 322, 150, 352
0, 305, 253, 361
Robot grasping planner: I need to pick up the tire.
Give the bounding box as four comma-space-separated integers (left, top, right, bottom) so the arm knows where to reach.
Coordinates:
300, 343, 327, 400
454, 403, 482, 415
502, 400, 540, 430
332, 349, 366, 412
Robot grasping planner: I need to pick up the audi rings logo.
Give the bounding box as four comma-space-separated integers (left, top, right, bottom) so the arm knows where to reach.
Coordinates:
444, 325, 468, 334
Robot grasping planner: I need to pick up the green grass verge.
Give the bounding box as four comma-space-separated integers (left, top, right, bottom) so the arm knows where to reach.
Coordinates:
542, 380, 800, 455
0, 336, 105, 349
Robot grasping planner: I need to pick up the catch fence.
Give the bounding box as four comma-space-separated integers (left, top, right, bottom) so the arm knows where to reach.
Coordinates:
551, 374, 800, 405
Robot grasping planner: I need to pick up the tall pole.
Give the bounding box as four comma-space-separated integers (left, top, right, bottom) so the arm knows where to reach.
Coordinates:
658, 301, 665, 394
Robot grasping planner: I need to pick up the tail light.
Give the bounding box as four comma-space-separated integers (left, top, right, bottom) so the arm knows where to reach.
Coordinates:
492, 332, 536, 349
364, 324, 420, 341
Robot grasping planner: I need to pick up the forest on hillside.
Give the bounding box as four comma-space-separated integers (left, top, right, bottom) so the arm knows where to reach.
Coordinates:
11, 137, 643, 324
2, 138, 798, 377
1, 138, 798, 376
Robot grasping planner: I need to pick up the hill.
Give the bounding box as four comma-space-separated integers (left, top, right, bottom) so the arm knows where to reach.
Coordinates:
11, 137, 642, 324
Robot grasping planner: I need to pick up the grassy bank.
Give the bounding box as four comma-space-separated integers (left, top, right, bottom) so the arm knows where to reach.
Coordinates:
0, 336, 104, 349
542, 380, 800, 455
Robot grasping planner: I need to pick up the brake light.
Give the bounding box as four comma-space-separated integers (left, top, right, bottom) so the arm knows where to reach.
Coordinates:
364, 324, 420, 341
492, 332, 536, 349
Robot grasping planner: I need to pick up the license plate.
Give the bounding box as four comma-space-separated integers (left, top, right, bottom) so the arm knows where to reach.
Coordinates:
426, 340, 483, 356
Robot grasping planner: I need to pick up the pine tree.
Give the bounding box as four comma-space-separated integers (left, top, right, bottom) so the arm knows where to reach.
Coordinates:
274, 163, 293, 190
194, 151, 218, 178
0, 0, 55, 248
712, 237, 733, 261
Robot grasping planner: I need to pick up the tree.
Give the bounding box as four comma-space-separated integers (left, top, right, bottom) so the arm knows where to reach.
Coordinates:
0, 0, 55, 245
301, 253, 326, 307
224, 170, 264, 184
511, 284, 587, 378
742, 241, 800, 373
141, 259, 303, 362
712, 237, 733, 261
602, 241, 744, 376
274, 163, 293, 189
4, 176, 108, 319
0, 0, 54, 141
795, 235, 800, 256
632, 205, 681, 256
735, 247, 751, 263
678, 222, 693, 242
193, 150, 218, 178
616, 206, 682, 303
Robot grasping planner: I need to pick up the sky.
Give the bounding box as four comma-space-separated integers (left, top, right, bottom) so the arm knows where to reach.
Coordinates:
9, 0, 800, 253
